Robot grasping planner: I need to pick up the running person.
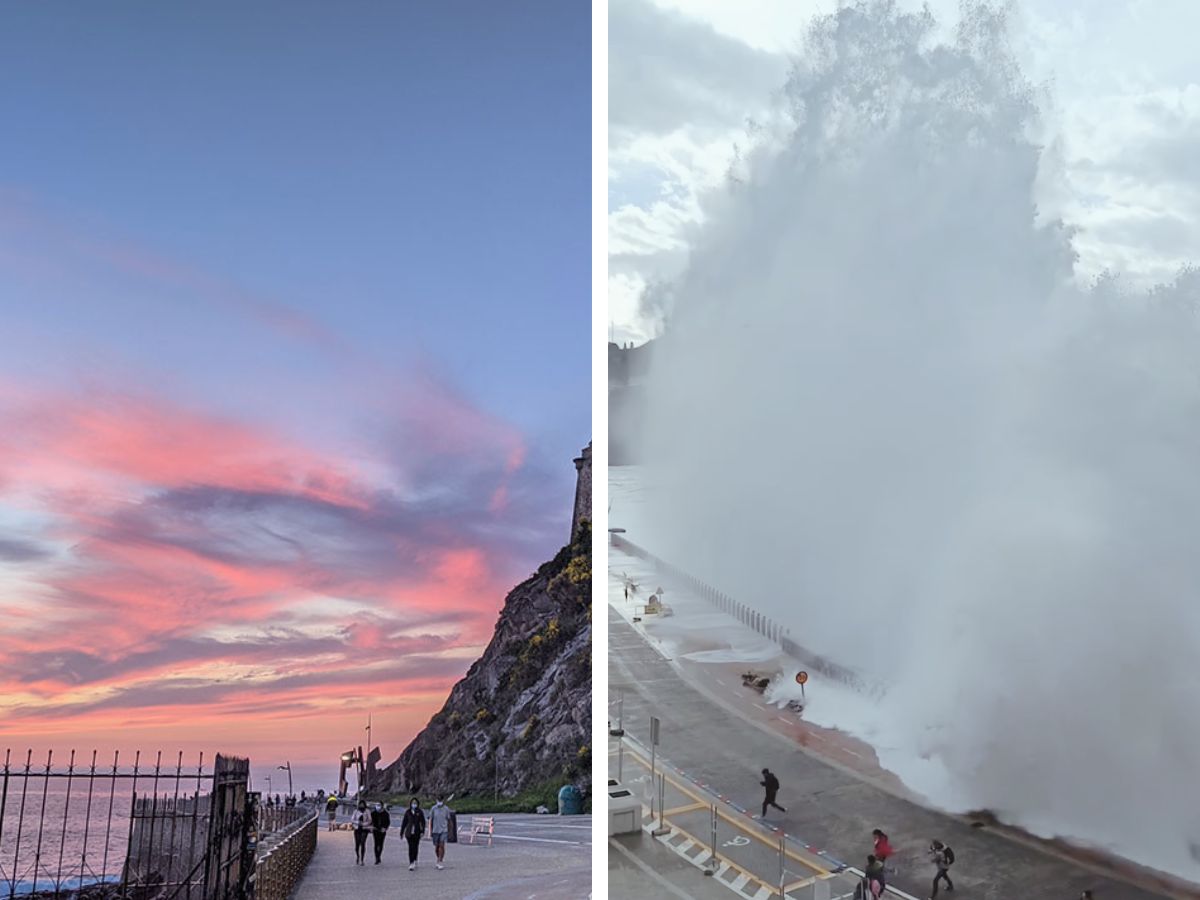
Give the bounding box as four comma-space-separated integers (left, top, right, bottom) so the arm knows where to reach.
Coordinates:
760, 768, 786, 817
872, 828, 895, 877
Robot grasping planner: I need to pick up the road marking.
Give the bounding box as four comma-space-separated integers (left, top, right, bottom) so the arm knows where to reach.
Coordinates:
618, 742, 828, 876
608, 837, 697, 900
652, 815, 774, 898
664, 801, 707, 816
490, 834, 590, 845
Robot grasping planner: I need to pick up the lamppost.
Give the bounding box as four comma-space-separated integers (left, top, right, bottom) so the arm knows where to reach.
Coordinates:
277, 762, 293, 796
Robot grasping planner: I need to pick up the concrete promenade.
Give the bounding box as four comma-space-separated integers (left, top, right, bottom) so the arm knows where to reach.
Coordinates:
291, 813, 590, 900
608, 579, 1190, 900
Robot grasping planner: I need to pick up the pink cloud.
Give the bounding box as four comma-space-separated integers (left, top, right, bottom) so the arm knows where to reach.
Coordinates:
0, 376, 547, 763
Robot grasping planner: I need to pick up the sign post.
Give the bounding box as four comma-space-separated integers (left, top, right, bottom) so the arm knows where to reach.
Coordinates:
778, 835, 786, 898
649, 716, 660, 819
704, 804, 718, 876
652, 772, 669, 836
795, 671, 808, 702
649, 716, 669, 835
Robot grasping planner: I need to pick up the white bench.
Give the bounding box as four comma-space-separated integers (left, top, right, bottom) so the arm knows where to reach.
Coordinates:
467, 815, 494, 846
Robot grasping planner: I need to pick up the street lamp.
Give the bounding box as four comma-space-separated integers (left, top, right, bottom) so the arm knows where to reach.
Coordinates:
277, 762, 293, 796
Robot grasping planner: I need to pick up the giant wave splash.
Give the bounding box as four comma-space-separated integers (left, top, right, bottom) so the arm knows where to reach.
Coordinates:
635, 0, 1200, 882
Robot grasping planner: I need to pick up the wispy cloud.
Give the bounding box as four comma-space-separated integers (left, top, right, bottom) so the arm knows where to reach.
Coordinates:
0, 376, 560, 762
0, 193, 349, 357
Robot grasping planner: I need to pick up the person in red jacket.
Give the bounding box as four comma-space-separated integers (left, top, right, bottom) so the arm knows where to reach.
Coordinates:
872, 829, 895, 877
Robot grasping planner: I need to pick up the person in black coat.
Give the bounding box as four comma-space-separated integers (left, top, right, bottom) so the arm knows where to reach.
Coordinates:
760, 768, 786, 817
370, 804, 390, 864
399, 798, 426, 870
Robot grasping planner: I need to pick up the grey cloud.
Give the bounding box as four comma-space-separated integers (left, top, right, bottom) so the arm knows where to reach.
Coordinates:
7, 627, 457, 689
0, 537, 51, 562
610, 0, 788, 138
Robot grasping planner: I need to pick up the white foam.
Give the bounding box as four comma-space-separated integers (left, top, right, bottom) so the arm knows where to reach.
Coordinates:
619, 0, 1200, 882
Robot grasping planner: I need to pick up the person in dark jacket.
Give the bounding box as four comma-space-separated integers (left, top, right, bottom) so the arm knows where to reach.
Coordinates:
400, 798, 426, 870
864, 854, 885, 896
370, 803, 390, 864
760, 768, 786, 817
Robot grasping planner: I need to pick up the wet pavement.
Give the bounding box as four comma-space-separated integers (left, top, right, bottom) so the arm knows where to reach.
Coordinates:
608, 545, 1189, 899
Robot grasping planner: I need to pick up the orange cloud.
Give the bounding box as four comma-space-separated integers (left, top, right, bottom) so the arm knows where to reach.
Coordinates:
0, 377, 554, 766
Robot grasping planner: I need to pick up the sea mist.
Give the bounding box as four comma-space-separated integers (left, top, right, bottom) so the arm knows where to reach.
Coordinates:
636, 0, 1200, 880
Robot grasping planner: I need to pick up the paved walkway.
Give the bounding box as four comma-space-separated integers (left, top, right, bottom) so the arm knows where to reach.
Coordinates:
608, 591, 1190, 900
291, 813, 590, 900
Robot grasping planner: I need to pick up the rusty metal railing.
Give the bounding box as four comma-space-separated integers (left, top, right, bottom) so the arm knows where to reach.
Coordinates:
251, 810, 317, 900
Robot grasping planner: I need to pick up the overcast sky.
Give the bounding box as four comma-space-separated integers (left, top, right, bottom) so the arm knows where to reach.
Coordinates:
609, 0, 1200, 344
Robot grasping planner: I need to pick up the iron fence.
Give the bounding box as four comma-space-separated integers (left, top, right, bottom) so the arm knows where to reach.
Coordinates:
0, 750, 297, 900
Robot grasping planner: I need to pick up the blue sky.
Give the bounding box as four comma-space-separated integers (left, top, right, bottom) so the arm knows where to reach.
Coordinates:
0, 2, 590, 764
1, 0, 589, 451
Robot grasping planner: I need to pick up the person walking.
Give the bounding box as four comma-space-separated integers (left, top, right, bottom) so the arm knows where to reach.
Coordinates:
400, 797, 426, 870
760, 768, 786, 818
429, 795, 451, 870
928, 839, 955, 897
351, 800, 372, 865
326, 794, 339, 831
863, 854, 885, 898
370, 803, 391, 865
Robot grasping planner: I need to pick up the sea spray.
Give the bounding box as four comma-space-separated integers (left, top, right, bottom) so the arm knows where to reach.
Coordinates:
635, 0, 1200, 881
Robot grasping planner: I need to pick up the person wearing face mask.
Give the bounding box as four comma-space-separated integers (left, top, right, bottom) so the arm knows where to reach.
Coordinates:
400, 797, 426, 870
350, 800, 372, 865
428, 795, 451, 870
370, 803, 391, 864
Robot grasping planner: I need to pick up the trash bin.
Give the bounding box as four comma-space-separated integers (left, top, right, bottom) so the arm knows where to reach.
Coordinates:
557, 784, 583, 815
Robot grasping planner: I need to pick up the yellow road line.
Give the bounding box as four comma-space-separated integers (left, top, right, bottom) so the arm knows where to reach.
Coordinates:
615, 744, 828, 875
664, 801, 707, 816
786, 876, 820, 891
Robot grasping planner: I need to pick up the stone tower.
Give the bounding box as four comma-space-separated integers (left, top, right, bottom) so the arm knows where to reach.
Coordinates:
571, 442, 592, 541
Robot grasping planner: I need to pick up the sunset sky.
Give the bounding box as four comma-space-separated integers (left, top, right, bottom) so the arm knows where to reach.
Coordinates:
0, 2, 589, 783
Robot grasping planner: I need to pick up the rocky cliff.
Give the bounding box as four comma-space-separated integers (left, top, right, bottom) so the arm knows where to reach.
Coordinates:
377, 520, 591, 802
